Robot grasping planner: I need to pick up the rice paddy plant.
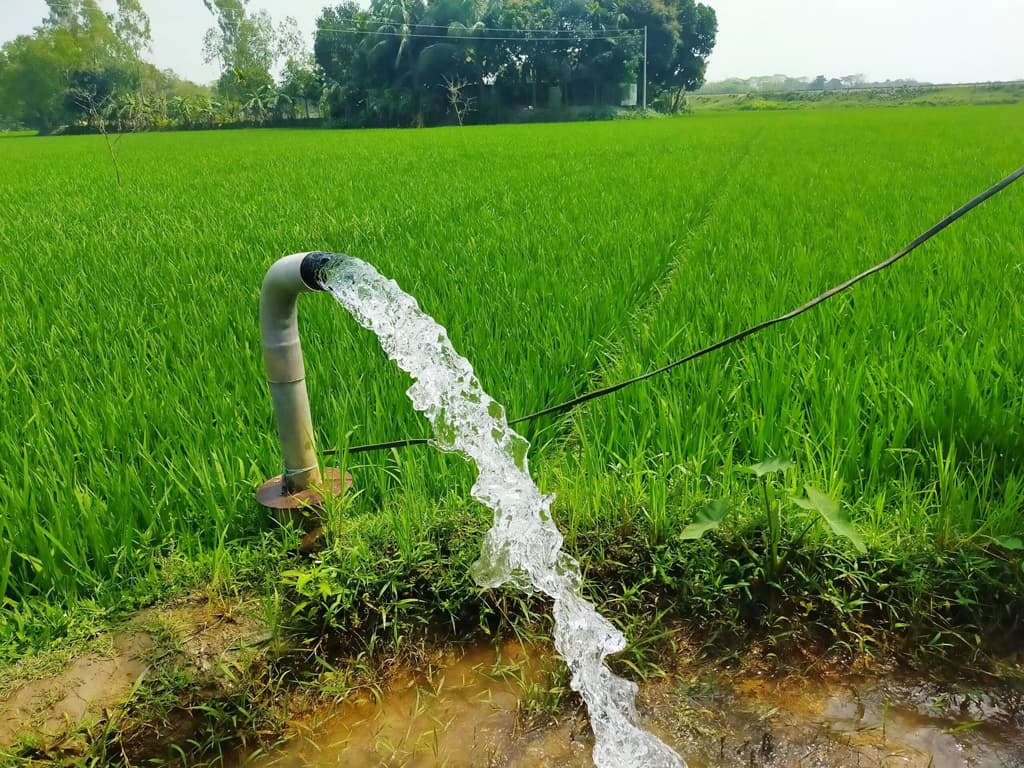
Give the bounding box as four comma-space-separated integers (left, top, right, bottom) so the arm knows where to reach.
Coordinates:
0, 118, 746, 604
1, 105, 1022, 655
559, 107, 1024, 555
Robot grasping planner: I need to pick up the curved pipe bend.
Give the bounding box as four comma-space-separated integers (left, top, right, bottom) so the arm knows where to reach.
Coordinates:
259, 251, 340, 494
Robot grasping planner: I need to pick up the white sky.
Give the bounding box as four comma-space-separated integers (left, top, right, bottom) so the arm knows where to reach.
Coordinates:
1, 0, 1021, 86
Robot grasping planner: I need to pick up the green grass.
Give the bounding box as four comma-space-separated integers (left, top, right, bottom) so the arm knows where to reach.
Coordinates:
1, 106, 1023, 662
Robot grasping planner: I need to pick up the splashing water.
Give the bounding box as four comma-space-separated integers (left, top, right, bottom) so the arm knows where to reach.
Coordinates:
323, 256, 685, 768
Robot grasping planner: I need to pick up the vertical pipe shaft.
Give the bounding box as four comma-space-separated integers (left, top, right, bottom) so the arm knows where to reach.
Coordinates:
260, 253, 324, 493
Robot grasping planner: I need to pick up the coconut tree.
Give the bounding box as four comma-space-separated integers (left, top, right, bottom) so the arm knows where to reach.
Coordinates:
425, 0, 503, 109
365, 0, 427, 122
374, 0, 424, 71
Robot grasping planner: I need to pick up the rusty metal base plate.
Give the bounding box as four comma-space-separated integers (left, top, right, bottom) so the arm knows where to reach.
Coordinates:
256, 467, 351, 511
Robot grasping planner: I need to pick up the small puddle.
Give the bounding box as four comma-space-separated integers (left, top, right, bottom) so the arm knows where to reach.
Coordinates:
235, 640, 592, 767
234, 642, 1023, 768
676, 669, 1024, 767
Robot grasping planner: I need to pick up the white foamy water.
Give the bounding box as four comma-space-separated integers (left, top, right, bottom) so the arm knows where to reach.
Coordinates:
323, 255, 684, 768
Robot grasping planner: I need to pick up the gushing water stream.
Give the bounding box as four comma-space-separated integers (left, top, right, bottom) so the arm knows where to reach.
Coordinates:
323, 256, 684, 768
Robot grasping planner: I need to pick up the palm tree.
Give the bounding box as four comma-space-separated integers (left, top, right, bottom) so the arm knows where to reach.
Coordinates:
385, 0, 419, 70
426, 0, 502, 109
367, 0, 426, 84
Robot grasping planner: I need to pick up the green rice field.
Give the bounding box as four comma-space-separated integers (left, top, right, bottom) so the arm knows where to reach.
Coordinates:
1, 105, 1023, 658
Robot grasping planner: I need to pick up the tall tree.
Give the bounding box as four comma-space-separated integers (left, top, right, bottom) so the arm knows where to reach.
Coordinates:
0, 34, 77, 130
203, 0, 278, 99
276, 16, 322, 119
276, 15, 307, 64
0, 0, 154, 130
114, 0, 152, 58
620, 0, 716, 110
667, 0, 716, 101
281, 56, 323, 119
314, 3, 373, 120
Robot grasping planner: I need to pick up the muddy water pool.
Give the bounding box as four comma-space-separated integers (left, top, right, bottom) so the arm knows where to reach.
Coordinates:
234, 641, 1023, 767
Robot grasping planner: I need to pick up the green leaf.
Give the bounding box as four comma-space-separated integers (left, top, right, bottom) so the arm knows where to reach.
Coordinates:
745, 458, 794, 477
678, 500, 731, 541
791, 486, 866, 554
993, 535, 1024, 551
944, 720, 984, 734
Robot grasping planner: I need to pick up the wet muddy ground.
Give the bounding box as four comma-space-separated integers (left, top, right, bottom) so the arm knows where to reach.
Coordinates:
0, 594, 271, 758
2, 612, 1021, 767
234, 641, 1024, 768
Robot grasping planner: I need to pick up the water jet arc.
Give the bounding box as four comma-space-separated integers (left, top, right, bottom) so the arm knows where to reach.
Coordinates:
256, 251, 346, 510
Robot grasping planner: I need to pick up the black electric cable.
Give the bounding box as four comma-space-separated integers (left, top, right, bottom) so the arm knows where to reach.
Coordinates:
329, 164, 1024, 457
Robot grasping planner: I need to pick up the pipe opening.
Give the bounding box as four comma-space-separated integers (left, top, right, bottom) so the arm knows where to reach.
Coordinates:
299, 251, 334, 292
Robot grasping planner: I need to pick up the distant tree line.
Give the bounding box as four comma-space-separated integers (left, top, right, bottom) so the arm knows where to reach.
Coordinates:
311, 0, 717, 127
0, 0, 717, 133
0, 1, 207, 132
0, 0, 318, 132
698, 73, 928, 95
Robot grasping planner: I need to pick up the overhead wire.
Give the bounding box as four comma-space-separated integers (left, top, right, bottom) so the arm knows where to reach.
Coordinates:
297, 27, 639, 42
40, 2, 642, 42
304, 10, 642, 36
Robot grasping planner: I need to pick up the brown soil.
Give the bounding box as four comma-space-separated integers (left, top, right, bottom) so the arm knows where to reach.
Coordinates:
0, 593, 268, 756
0, 632, 153, 748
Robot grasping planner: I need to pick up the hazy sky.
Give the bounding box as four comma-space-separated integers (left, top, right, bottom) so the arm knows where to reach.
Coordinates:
2, 0, 1021, 85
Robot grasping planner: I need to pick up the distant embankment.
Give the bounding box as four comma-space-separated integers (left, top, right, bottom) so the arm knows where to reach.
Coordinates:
689, 81, 1024, 111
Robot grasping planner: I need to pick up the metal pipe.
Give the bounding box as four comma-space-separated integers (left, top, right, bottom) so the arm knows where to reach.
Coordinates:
642, 25, 647, 111
259, 251, 333, 495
